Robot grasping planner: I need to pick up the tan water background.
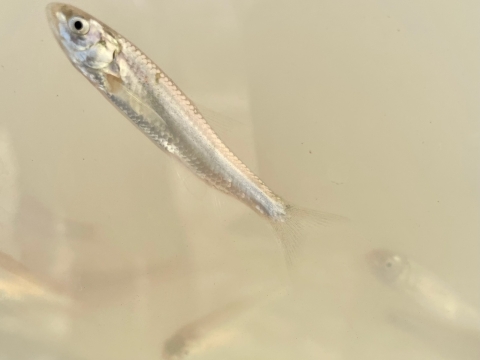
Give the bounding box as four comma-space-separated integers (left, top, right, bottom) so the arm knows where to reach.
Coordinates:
0, 0, 479, 359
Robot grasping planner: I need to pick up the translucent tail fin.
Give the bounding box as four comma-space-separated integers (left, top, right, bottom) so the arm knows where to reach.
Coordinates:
270, 205, 346, 265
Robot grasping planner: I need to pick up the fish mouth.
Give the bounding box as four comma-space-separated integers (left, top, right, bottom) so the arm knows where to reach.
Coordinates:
45, 2, 64, 22
45, 3, 65, 38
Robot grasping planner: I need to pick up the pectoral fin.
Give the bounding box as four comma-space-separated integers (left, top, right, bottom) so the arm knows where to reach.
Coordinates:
104, 73, 168, 130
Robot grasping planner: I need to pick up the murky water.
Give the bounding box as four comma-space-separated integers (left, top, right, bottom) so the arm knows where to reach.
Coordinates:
0, 1, 479, 359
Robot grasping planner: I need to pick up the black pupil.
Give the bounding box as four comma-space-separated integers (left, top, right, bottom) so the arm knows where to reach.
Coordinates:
74, 20, 83, 30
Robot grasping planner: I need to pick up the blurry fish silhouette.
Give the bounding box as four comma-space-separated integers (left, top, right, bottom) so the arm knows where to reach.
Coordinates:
162, 301, 244, 359
0, 250, 77, 353
4, 191, 181, 307
366, 249, 480, 332
0, 248, 193, 311
0, 250, 73, 308
0, 245, 199, 357
162, 289, 285, 359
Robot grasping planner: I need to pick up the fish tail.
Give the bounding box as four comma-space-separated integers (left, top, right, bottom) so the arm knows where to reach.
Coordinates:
270, 204, 345, 265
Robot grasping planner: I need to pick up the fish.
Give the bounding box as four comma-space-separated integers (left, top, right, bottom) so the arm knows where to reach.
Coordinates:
162, 288, 285, 359
162, 299, 247, 359
163, 317, 238, 360
0, 250, 72, 307
366, 249, 480, 332
45, 3, 341, 263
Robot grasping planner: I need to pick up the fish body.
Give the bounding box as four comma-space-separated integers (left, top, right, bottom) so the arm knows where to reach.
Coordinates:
46, 3, 286, 221
366, 249, 480, 331
45, 3, 337, 261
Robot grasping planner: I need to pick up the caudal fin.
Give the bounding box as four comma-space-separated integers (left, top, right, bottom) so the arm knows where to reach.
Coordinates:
270, 205, 346, 265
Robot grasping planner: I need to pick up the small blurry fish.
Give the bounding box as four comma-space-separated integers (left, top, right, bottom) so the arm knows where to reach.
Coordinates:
0, 250, 72, 307
162, 299, 252, 360
162, 289, 285, 359
45, 3, 343, 264
366, 249, 480, 331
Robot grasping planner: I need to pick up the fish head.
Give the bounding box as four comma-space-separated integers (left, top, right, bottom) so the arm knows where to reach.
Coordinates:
365, 249, 408, 285
46, 3, 120, 73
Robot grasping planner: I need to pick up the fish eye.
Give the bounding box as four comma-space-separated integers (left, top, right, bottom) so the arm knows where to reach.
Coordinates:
68, 16, 90, 35
385, 261, 392, 268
